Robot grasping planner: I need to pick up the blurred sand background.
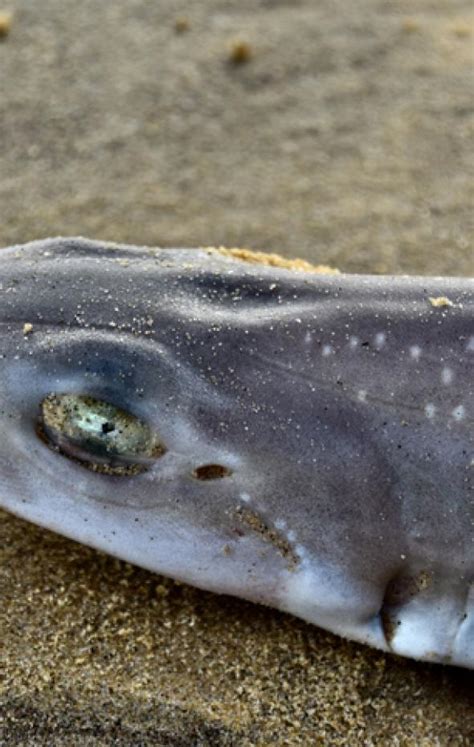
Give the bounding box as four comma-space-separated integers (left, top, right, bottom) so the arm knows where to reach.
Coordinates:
1, 1, 473, 744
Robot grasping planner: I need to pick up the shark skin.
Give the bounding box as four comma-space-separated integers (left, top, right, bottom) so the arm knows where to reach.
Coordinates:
0, 237, 472, 668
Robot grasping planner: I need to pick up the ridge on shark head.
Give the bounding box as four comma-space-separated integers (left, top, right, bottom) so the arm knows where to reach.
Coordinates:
0, 237, 472, 668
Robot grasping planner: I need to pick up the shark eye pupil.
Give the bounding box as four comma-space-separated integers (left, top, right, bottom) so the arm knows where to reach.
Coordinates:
38, 394, 166, 475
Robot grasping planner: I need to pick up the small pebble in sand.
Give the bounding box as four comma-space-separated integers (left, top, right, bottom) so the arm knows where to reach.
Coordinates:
0, 11, 12, 37
452, 22, 472, 38
22, 322, 33, 335
229, 39, 253, 64
175, 17, 190, 34
401, 18, 420, 33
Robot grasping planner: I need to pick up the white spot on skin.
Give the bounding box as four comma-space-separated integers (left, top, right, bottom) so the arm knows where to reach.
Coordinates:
358, 390, 367, 402
410, 345, 421, 360
467, 336, 474, 352
425, 403, 436, 419
441, 367, 453, 385
322, 344, 334, 357
374, 332, 386, 349
275, 519, 287, 531
452, 405, 465, 421
287, 529, 297, 542
295, 544, 306, 558
349, 336, 359, 350
240, 493, 251, 503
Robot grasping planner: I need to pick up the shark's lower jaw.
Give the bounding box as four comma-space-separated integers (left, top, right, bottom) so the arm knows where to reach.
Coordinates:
2, 459, 472, 669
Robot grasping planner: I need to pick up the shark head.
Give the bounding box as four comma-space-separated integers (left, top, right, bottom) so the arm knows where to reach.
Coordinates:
0, 238, 299, 605
1, 238, 472, 667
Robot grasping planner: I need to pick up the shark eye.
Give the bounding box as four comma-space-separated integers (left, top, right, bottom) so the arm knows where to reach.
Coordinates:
38, 394, 166, 475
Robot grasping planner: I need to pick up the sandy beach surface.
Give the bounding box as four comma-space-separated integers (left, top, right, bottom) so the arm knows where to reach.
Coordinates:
1, 1, 473, 744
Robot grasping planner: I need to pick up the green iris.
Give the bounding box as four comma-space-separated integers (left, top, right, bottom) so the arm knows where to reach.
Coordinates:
39, 394, 166, 475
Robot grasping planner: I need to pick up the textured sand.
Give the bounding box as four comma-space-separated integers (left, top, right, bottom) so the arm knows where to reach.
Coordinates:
1, 0, 473, 744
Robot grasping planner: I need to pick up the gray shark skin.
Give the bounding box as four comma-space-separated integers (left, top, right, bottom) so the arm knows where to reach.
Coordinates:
0, 238, 472, 668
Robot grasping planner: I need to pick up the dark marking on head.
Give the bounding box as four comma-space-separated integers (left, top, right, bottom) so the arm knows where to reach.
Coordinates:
235, 506, 300, 571
192, 464, 232, 480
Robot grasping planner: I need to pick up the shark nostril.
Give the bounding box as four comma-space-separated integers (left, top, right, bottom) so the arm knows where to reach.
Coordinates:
192, 464, 232, 480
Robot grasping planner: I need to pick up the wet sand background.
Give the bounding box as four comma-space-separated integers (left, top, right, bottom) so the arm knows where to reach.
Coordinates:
1, 1, 473, 744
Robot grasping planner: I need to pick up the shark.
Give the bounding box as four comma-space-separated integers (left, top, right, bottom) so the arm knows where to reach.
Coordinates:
0, 237, 472, 668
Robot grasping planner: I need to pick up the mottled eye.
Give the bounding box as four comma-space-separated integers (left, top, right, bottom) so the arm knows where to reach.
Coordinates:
38, 394, 166, 475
